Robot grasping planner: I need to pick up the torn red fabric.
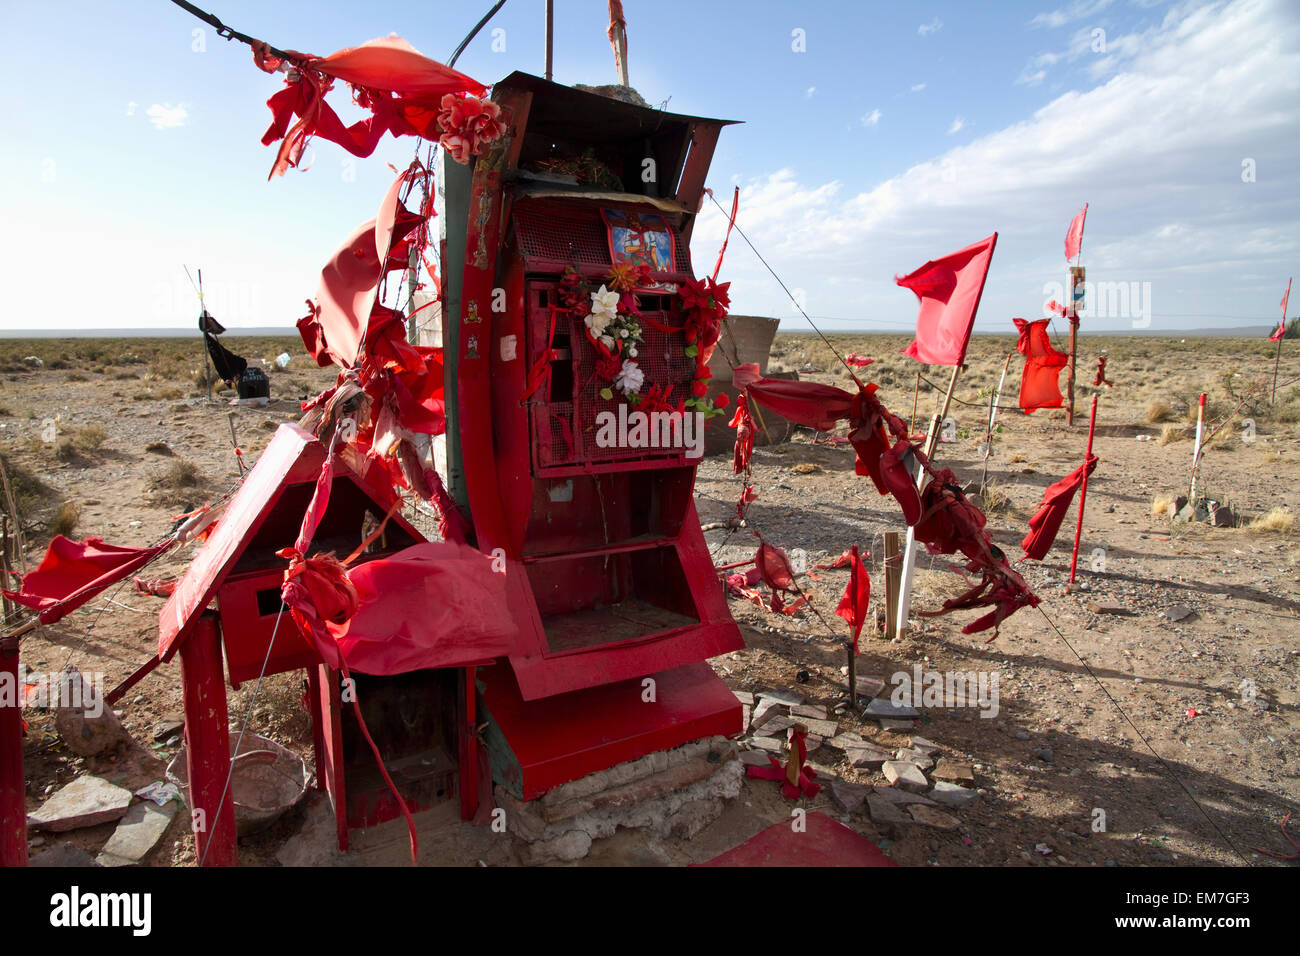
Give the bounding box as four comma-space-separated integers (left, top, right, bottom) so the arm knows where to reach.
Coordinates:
844, 354, 874, 367
1013, 318, 1068, 413
729, 393, 755, 475
732, 362, 761, 391
1020, 454, 1099, 561
835, 546, 870, 653
710, 186, 739, 282
898, 233, 998, 367
746, 376, 1038, 637
1064, 203, 1088, 261
328, 541, 517, 674
4, 536, 174, 625
1272, 278, 1291, 341
1093, 355, 1113, 387
746, 726, 821, 799
257, 36, 488, 179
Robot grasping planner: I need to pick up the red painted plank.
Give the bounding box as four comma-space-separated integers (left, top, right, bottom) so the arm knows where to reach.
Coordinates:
0, 642, 27, 866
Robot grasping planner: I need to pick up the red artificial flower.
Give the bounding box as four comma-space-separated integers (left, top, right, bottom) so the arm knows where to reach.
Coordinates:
713, 392, 729, 409
692, 379, 709, 398
596, 356, 621, 381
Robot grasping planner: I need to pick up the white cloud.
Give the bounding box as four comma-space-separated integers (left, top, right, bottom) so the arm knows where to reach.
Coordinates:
911, 82, 927, 92
694, 0, 1300, 333
806, 86, 816, 98
947, 116, 966, 134
1031, 0, 1114, 29
146, 103, 188, 130
918, 17, 944, 36
862, 108, 883, 127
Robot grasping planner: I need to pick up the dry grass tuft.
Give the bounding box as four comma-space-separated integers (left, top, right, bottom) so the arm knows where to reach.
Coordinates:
74, 425, 107, 452
51, 502, 79, 537
1247, 508, 1293, 533
161, 459, 199, 489
1146, 400, 1175, 423
1151, 493, 1175, 516
1158, 423, 1190, 445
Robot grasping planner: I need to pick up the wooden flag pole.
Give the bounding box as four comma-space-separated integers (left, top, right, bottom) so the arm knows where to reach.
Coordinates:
1188, 392, 1206, 506
895, 363, 962, 638
1068, 394, 1098, 585
909, 369, 921, 435
1273, 333, 1284, 405
1066, 310, 1078, 426
980, 352, 1012, 495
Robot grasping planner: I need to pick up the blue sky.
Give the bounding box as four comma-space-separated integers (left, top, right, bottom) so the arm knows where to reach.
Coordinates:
1, 0, 1296, 333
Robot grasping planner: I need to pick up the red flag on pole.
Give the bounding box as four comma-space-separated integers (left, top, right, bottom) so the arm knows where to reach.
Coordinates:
1272, 278, 1291, 341
1013, 318, 1068, 413
1020, 455, 1099, 561
898, 233, 998, 367
834, 546, 870, 653
1064, 204, 1087, 261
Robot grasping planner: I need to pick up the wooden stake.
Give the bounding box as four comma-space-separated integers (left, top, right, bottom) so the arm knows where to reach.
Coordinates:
981, 352, 1012, 495
895, 361, 962, 638
883, 532, 901, 640
1068, 394, 1098, 585
1272, 333, 1284, 404
909, 369, 921, 435
1188, 392, 1206, 506
0, 455, 24, 574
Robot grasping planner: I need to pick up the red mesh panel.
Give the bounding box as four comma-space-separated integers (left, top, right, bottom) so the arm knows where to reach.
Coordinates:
513, 200, 693, 277
525, 279, 696, 472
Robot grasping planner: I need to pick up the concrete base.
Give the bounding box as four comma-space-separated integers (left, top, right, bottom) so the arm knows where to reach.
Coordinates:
495, 735, 742, 864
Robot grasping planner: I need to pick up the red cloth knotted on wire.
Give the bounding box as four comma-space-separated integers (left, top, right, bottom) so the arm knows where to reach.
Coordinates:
3, 536, 175, 625
1093, 355, 1113, 387
729, 393, 755, 475
835, 546, 870, 654
1014, 318, 1068, 413
1020, 454, 1100, 561
746, 725, 821, 799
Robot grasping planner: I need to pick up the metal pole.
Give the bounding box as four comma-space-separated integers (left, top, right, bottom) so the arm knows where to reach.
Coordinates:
846, 544, 859, 707
1188, 392, 1206, 507
981, 352, 1012, 495
1068, 394, 1098, 585
544, 0, 554, 80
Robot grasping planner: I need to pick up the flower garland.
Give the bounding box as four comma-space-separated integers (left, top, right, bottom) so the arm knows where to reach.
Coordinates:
558, 265, 731, 419
436, 93, 507, 164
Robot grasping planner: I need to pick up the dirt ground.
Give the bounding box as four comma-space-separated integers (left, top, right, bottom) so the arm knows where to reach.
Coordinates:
2, 330, 1297, 866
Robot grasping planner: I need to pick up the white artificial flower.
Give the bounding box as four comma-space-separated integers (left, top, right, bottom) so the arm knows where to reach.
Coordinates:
628, 347, 638, 358
599, 334, 615, 349
590, 285, 620, 320
585, 309, 611, 337
614, 359, 644, 395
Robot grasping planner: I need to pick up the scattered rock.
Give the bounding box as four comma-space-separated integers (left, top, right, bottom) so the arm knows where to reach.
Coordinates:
96, 801, 178, 867
790, 703, 828, 720
747, 736, 785, 754
872, 786, 937, 807
739, 750, 773, 767
895, 747, 936, 772
1035, 747, 1054, 763
53, 669, 130, 757
792, 716, 837, 738
29, 843, 99, 867
882, 761, 929, 793
932, 760, 976, 785
867, 795, 910, 827
153, 718, 185, 742
907, 804, 960, 830
907, 736, 942, 756
829, 779, 869, 814
877, 718, 915, 732
750, 698, 786, 730
1164, 604, 1196, 622
825, 732, 864, 751
757, 688, 804, 707
28, 776, 134, 832
929, 781, 980, 809
1086, 602, 1132, 616
732, 690, 755, 707
844, 744, 892, 769
841, 675, 886, 698
865, 699, 920, 720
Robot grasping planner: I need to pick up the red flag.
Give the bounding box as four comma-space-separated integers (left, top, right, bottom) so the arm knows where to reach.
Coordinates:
898, 233, 998, 367
1020, 455, 1099, 561
1013, 318, 1068, 413
711, 186, 739, 282
1064, 203, 1087, 261
1272, 278, 1291, 342
3, 536, 174, 624
834, 546, 870, 652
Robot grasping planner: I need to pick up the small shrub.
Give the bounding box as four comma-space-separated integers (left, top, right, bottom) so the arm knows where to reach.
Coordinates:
1158, 423, 1190, 445
54, 439, 79, 462
1147, 400, 1174, 423
162, 459, 199, 489
74, 426, 107, 451
1151, 493, 1174, 516
66, 372, 88, 383
145, 441, 173, 456
52, 502, 79, 537
1247, 508, 1293, 533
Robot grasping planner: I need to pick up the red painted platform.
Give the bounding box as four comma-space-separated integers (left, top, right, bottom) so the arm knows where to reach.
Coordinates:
478, 659, 741, 800
698, 812, 899, 867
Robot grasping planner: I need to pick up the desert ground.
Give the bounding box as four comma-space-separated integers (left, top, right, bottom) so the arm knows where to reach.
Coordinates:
2, 329, 1296, 866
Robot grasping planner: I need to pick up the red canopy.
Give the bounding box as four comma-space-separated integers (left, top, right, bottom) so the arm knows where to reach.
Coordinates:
898, 233, 998, 367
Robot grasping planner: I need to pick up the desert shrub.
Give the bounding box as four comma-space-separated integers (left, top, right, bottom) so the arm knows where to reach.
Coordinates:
1247, 508, 1293, 533
74, 426, 106, 451
54, 439, 79, 462
66, 372, 88, 383
51, 503, 79, 537
1158, 423, 1189, 445
1147, 400, 1174, 423
144, 441, 172, 455
162, 459, 199, 488
1151, 493, 1174, 516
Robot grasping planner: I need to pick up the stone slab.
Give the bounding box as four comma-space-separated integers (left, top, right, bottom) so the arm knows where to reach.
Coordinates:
28, 776, 133, 832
